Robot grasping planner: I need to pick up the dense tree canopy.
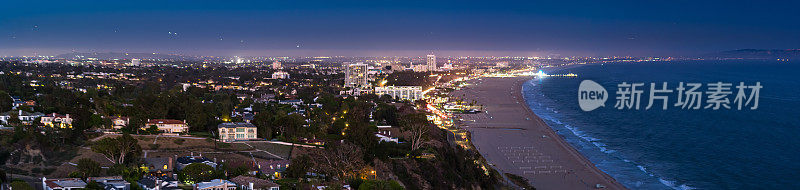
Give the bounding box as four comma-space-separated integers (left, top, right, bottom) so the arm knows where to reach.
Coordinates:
179, 163, 216, 184
91, 134, 141, 165
0, 90, 11, 112
76, 158, 103, 179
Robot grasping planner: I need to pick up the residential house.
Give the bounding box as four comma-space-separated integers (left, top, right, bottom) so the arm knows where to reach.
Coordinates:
42, 178, 87, 190
144, 119, 188, 134
218, 122, 258, 142
278, 99, 303, 105
375, 133, 399, 143
376, 125, 399, 137
10, 96, 24, 109
176, 156, 218, 171
25, 100, 36, 106
109, 116, 130, 129
0, 110, 44, 125
230, 176, 279, 190
232, 107, 253, 117
375, 125, 400, 143
143, 157, 174, 177
41, 113, 73, 128
194, 179, 236, 190
88, 176, 130, 190
257, 160, 290, 179
312, 184, 352, 190
138, 176, 180, 190
242, 113, 255, 123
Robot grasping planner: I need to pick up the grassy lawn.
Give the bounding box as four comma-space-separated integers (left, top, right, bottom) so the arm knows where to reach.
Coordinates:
241, 141, 293, 159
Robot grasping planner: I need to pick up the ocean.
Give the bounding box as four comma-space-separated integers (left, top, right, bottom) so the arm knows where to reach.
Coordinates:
521, 60, 800, 189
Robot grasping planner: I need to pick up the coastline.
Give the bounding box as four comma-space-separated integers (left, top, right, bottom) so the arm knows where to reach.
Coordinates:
452, 76, 626, 190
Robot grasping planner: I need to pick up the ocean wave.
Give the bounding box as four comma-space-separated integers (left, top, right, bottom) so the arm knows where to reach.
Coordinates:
525, 81, 678, 190
559, 124, 616, 153
658, 178, 696, 190
640, 164, 696, 190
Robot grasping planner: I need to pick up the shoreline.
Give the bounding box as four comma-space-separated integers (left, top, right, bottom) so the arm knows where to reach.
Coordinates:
452, 75, 626, 190
514, 76, 626, 189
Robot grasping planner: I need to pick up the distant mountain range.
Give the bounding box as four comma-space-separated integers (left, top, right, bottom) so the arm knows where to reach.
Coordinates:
55, 52, 200, 60
700, 49, 800, 59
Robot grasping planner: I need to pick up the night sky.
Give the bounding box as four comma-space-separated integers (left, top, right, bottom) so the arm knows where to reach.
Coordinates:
1, 0, 798, 57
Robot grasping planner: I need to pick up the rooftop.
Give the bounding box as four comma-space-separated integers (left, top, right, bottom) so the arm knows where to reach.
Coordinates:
45, 178, 87, 189
177, 156, 213, 165
196, 179, 235, 189
218, 122, 256, 129
229, 176, 279, 189
147, 119, 185, 125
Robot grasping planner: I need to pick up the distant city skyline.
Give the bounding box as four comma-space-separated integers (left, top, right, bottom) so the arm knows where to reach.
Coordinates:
2, 0, 799, 57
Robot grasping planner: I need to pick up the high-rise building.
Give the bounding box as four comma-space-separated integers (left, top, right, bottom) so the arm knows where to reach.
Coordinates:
272, 71, 290, 79
426, 54, 436, 71
344, 63, 369, 88
272, 61, 282, 70
130, 59, 141, 66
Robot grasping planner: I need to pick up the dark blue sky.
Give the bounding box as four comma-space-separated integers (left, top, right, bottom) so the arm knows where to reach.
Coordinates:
1, 0, 798, 57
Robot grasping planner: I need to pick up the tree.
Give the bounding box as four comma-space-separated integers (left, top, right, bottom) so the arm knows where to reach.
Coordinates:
399, 113, 431, 151
358, 180, 405, 190
285, 155, 311, 178
275, 114, 305, 139
373, 103, 398, 126
108, 164, 145, 182
146, 125, 160, 134
76, 158, 102, 179
88, 114, 106, 129
311, 142, 365, 179
91, 133, 142, 165
85, 181, 105, 190
8, 111, 20, 126
0, 170, 6, 183
186, 107, 207, 132
344, 122, 377, 152
10, 181, 35, 190
0, 90, 11, 112
179, 163, 216, 184
253, 111, 274, 139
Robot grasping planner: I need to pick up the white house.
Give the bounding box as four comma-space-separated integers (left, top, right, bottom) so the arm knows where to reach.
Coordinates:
194, 179, 236, 190
0, 110, 44, 125
218, 122, 258, 142
40, 113, 73, 128
42, 178, 87, 190
144, 119, 189, 134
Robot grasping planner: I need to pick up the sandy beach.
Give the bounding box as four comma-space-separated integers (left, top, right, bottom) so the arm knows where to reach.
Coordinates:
451, 76, 626, 190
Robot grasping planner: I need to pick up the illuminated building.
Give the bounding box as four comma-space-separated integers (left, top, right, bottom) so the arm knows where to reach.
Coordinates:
130, 58, 141, 66
344, 63, 369, 88
271, 61, 281, 70
427, 54, 437, 71
218, 122, 258, 142
271, 71, 290, 79
144, 119, 188, 134
41, 113, 73, 128
374, 86, 423, 101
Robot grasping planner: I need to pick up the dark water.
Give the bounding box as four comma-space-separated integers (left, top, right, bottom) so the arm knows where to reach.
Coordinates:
522, 60, 800, 189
